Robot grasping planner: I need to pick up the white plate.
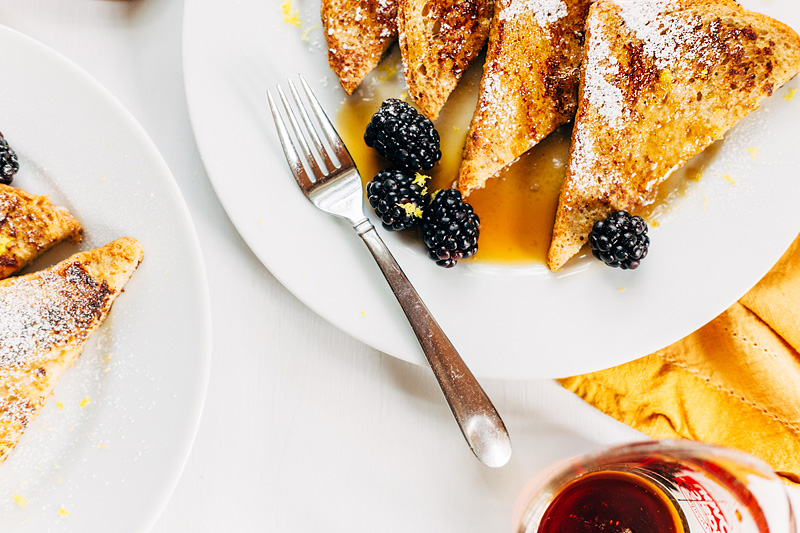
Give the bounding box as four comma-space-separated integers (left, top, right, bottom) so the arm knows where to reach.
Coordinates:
183, 0, 799, 379
0, 26, 210, 531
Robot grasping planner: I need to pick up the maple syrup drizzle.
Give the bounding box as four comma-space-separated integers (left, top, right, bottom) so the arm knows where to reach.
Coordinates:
335, 48, 717, 266
336, 53, 569, 264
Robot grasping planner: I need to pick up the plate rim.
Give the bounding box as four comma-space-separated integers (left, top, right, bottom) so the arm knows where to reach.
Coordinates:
0, 23, 212, 531
180, 0, 800, 380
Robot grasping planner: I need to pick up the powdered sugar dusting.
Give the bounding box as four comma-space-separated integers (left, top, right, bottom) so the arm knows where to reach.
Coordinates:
583, 15, 625, 126
0, 265, 110, 368
568, 123, 602, 192
478, 0, 568, 120
480, 61, 505, 111
615, 0, 698, 68
500, 0, 568, 28
0, 261, 112, 434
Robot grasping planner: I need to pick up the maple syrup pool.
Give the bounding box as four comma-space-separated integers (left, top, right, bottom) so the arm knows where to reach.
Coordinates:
337, 91, 569, 265
334, 54, 705, 266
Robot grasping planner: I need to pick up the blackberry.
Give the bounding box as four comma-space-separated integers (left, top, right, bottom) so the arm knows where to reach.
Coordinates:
364, 99, 441, 172
366, 169, 430, 231
588, 210, 650, 270
422, 189, 480, 268
0, 132, 19, 185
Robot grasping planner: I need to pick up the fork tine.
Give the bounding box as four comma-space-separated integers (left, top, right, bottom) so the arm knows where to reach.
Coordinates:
287, 79, 337, 172
267, 90, 313, 191
276, 85, 326, 179
298, 75, 354, 167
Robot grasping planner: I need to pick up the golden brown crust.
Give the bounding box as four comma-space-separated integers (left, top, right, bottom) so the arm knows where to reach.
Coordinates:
0, 184, 82, 279
322, 0, 398, 94
457, 0, 591, 196
397, 0, 494, 120
547, 0, 800, 271
0, 238, 143, 464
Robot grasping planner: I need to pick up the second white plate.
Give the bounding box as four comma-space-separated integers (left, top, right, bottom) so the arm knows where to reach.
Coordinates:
0, 26, 210, 531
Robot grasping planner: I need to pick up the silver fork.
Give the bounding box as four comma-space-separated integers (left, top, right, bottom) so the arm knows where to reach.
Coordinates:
268, 76, 512, 468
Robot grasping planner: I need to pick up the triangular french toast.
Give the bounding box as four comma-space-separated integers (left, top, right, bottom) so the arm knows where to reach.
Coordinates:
0, 237, 143, 464
457, 0, 591, 196
322, 0, 398, 94
397, 0, 495, 120
547, 0, 800, 271
0, 184, 82, 280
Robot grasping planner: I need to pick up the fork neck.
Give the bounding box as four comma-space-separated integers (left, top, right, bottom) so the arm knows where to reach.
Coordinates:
353, 218, 374, 235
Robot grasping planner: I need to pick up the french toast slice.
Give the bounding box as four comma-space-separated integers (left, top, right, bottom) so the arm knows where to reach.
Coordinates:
547, 0, 800, 271
0, 184, 82, 280
397, 0, 494, 120
322, 0, 398, 94
0, 237, 143, 465
457, 0, 591, 196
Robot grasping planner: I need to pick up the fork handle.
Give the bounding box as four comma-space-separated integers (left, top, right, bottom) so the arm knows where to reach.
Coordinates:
354, 219, 512, 468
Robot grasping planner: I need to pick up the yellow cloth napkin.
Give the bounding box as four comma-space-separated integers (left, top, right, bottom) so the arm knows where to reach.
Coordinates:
559, 234, 800, 486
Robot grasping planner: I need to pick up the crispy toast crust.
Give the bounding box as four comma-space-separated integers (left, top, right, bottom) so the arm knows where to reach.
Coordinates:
0, 238, 143, 464
397, 0, 494, 120
457, 0, 591, 196
322, 0, 398, 94
547, 0, 800, 271
0, 184, 82, 280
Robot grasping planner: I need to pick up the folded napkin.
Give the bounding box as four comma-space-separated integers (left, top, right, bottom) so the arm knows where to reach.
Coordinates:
559, 234, 800, 486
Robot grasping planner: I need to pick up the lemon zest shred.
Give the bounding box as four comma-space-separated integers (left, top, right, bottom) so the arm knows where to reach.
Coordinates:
300, 24, 319, 42
281, 0, 301, 27
58, 507, 69, 518
13, 494, 28, 509
377, 64, 398, 81
397, 202, 423, 218
412, 173, 430, 187
785, 88, 797, 102
413, 173, 431, 197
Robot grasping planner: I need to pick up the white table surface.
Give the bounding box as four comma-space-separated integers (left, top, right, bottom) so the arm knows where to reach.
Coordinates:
0, 1, 796, 531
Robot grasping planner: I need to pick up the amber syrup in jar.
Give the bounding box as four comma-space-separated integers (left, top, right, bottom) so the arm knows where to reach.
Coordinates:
537, 471, 685, 533
530, 459, 772, 533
